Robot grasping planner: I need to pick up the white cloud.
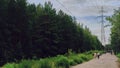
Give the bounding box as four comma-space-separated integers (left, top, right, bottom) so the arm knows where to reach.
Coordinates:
53, 0, 120, 16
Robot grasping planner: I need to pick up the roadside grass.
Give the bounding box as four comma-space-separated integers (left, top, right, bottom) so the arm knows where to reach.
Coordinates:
116, 53, 120, 68
117, 53, 120, 61
3, 50, 102, 68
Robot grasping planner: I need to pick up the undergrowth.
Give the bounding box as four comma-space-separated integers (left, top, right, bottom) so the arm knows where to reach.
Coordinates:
3, 50, 102, 68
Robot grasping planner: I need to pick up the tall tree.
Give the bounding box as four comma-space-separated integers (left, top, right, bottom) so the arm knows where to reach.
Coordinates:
0, 1, 103, 66
107, 8, 120, 53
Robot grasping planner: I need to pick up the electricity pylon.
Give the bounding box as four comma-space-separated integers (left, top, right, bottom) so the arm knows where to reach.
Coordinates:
98, 6, 107, 46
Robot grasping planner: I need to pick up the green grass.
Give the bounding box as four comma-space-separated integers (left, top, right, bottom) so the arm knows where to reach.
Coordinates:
117, 53, 120, 62
3, 50, 102, 68
117, 54, 120, 57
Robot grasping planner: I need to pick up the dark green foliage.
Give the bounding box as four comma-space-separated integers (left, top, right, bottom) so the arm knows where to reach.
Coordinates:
40, 60, 53, 68
16, 60, 32, 68
0, 0, 102, 66
107, 8, 120, 53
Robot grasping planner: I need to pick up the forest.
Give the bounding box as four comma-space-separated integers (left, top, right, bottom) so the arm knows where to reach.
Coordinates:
0, 0, 103, 66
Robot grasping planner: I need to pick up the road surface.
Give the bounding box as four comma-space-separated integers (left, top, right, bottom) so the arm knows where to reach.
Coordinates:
71, 53, 119, 68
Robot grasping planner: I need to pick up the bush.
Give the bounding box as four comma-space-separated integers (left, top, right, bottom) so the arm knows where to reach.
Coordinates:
40, 59, 53, 68
56, 56, 69, 68
69, 59, 77, 66
2, 51, 96, 68
117, 54, 120, 62
3, 63, 15, 68
68, 53, 92, 65
117, 54, 120, 58
16, 60, 32, 68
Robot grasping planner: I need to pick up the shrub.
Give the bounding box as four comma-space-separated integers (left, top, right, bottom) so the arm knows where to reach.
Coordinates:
56, 56, 69, 68
68, 54, 83, 65
117, 54, 120, 62
117, 54, 120, 58
3, 51, 96, 68
16, 60, 32, 68
40, 60, 53, 68
31, 63, 40, 68
75, 58, 83, 64
3, 63, 15, 68
80, 54, 88, 61
69, 59, 77, 66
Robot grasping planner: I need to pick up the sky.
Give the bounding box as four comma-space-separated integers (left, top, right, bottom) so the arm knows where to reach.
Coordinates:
27, 0, 120, 45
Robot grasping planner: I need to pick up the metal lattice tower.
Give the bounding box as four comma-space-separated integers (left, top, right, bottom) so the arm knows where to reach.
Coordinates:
100, 6, 106, 46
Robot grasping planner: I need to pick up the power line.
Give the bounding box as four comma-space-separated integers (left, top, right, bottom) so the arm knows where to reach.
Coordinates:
55, 0, 108, 44
55, 0, 73, 16
96, 0, 101, 9
92, 0, 99, 9
102, 0, 105, 6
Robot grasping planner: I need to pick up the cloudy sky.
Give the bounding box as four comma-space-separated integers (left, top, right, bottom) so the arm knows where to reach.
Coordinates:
27, 0, 120, 45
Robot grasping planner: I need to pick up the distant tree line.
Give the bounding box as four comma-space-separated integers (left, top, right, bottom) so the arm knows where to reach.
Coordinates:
0, 0, 103, 66
107, 8, 120, 53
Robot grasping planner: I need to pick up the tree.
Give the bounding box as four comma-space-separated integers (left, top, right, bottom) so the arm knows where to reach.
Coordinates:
0, 1, 102, 66
107, 8, 120, 53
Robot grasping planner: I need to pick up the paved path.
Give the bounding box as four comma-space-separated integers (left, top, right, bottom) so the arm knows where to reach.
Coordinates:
71, 53, 119, 68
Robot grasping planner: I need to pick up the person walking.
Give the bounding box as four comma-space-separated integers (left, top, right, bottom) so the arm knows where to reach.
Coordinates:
93, 53, 97, 58
97, 52, 100, 59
